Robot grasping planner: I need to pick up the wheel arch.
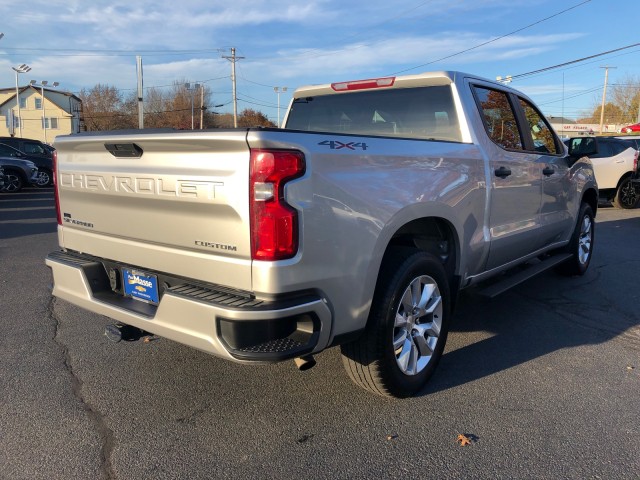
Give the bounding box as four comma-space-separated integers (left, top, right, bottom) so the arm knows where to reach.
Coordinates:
615, 171, 634, 191
582, 186, 599, 216
369, 215, 462, 315
2, 167, 28, 183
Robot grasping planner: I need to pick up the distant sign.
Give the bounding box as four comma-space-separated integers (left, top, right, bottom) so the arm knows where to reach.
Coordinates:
551, 123, 618, 134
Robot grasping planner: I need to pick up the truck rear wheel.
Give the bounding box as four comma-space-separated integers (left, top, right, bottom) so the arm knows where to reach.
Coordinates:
341, 249, 450, 398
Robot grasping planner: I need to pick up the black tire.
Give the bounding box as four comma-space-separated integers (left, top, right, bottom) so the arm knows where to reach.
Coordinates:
0, 170, 24, 192
557, 203, 594, 276
612, 177, 639, 209
341, 249, 451, 398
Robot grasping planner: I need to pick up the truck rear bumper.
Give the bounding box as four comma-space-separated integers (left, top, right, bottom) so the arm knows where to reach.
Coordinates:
46, 251, 333, 362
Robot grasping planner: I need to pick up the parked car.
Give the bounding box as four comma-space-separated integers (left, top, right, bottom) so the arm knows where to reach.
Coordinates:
619, 123, 640, 133
564, 136, 639, 208
0, 157, 39, 192
0, 136, 53, 161
0, 143, 53, 186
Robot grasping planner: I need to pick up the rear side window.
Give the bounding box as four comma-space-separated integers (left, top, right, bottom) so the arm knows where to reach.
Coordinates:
23, 142, 47, 155
473, 86, 523, 150
517, 98, 559, 154
285, 85, 462, 142
606, 140, 628, 156
592, 140, 614, 158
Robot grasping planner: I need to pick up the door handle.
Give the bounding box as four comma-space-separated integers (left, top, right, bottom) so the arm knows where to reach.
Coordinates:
543, 167, 555, 176
494, 166, 512, 178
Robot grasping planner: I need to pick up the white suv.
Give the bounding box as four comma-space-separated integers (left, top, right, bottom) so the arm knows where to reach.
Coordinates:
565, 136, 639, 208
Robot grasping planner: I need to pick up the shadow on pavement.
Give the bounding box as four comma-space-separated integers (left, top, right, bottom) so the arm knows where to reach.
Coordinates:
422, 214, 640, 396
0, 188, 57, 239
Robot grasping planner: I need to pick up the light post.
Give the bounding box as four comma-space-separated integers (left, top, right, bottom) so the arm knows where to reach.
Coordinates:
185, 83, 200, 130
30, 80, 59, 143
12, 64, 31, 137
274, 87, 288, 127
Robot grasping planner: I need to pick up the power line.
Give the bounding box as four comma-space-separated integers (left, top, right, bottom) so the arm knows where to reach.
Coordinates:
535, 86, 603, 106
390, 0, 591, 75
0, 47, 227, 57
509, 42, 640, 80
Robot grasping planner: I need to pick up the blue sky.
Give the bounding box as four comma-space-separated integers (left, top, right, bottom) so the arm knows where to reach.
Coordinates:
0, 0, 637, 124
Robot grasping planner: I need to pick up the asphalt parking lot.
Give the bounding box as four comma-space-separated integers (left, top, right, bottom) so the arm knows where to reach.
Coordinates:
1, 188, 639, 480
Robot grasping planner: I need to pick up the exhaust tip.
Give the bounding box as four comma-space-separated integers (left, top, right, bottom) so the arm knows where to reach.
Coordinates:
294, 355, 316, 371
104, 323, 148, 343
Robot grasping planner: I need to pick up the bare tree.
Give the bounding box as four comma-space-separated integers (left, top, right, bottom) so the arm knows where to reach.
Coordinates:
610, 74, 640, 124
79, 84, 135, 131
578, 75, 640, 125
78, 82, 263, 131
237, 109, 277, 127
577, 102, 626, 125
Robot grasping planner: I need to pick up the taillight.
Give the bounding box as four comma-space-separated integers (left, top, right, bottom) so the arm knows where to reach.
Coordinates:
53, 150, 61, 225
250, 149, 305, 260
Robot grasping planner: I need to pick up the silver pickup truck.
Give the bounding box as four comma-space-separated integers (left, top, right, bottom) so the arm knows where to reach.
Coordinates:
46, 71, 598, 397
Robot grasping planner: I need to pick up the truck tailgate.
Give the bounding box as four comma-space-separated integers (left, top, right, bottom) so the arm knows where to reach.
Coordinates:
54, 131, 252, 291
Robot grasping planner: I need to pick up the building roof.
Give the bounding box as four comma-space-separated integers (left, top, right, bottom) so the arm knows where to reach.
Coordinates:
547, 116, 576, 125
0, 86, 81, 112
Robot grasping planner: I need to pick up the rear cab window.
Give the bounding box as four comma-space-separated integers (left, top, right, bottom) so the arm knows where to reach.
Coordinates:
285, 85, 462, 143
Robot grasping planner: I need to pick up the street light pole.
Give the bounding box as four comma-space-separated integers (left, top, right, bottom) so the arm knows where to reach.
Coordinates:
30, 80, 59, 143
185, 83, 200, 130
274, 87, 288, 127
11, 64, 31, 137
599, 66, 616, 134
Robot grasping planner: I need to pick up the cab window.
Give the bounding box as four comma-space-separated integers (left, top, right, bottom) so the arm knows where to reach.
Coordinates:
473, 86, 523, 150
517, 98, 559, 155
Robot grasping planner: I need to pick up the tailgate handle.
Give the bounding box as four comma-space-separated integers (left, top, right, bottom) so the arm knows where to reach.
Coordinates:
104, 143, 143, 158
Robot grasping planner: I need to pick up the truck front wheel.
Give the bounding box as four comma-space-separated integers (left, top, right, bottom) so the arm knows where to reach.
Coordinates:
557, 202, 594, 276
341, 249, 451, 398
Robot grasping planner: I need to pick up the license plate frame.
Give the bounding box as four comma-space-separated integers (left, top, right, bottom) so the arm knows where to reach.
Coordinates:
122, 268, 159, 304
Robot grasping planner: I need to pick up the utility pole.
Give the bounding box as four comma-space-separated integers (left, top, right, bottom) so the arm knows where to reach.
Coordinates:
200, 85, 204, 129
599, 66, 616, 134
136, 56, 144, 129
223, 48, 244, 127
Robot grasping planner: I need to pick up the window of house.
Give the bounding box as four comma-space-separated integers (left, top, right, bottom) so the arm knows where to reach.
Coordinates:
35, 98, 42, 110
42, 117, 58, 129
473, 86, 523, 150
19, 98, 26, 109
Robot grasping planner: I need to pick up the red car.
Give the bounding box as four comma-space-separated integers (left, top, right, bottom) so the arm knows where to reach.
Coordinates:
620, 123, 640, 133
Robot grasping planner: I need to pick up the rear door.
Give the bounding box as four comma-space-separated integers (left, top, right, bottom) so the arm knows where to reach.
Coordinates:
471, 85, 544, 270
514, 96, 574, 246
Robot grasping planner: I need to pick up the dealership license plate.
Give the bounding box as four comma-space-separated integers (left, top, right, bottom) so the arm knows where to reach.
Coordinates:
122, 269, 159, 304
